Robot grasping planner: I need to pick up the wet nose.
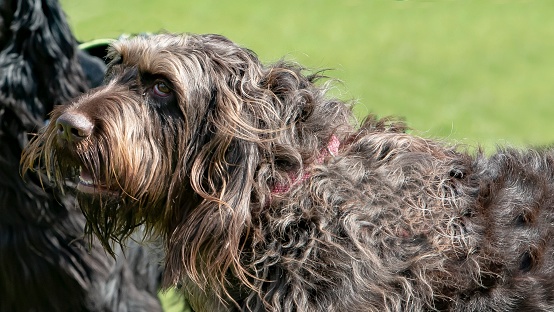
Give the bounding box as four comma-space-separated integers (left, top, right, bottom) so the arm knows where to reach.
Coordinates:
56, 112, 93, 142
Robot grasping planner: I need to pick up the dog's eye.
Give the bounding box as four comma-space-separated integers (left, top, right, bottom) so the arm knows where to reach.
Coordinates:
153, 81, 171, 97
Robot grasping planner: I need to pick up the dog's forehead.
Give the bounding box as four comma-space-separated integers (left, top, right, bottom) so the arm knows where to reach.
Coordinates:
110, 34, 189, 68
108, 33, 252, 72
105, 33, 261, 93
105, 34, 207, 91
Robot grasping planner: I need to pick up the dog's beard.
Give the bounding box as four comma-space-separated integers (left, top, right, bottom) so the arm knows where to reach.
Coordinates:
40, 143, 137, 252
53, 155, 159, 253
72, 143, 168, 252
77, 191, 142, 252
22, 112, 168, 253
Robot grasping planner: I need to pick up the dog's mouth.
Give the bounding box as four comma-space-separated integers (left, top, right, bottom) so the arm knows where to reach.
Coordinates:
76, 167, 118, 195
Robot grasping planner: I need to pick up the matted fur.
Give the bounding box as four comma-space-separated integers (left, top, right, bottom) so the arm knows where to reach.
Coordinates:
23, 33, 554, 311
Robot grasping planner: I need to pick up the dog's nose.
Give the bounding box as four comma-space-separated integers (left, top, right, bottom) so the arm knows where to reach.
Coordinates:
56, 112, 93, 142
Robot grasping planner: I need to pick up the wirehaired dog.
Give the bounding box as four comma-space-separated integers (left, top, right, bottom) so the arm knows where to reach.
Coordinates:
22, 33, 554, 311
1, 0, 163, 311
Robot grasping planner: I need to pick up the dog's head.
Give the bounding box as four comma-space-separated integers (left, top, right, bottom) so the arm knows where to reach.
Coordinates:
22, 33, 352, 290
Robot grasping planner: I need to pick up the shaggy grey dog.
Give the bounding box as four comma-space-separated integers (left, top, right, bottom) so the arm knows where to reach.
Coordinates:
1, 0, 163, 311
23, 33, 554, 311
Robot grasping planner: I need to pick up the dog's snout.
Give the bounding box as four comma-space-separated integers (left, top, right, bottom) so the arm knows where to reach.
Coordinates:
56, 112, 93, 142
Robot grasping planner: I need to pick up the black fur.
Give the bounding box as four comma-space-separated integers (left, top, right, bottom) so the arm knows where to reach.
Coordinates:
0, 0, 163, 311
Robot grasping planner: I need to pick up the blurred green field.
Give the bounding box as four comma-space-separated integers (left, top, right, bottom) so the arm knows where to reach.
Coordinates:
61, 0, 554, 151
58, 0, 554, 310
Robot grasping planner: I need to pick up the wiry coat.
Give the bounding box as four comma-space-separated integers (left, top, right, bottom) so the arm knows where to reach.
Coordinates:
22, 33, 554, 311
1, 0, 163, 311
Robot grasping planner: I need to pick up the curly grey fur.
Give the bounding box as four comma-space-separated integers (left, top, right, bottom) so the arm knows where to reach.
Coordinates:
22, 33, 554, 311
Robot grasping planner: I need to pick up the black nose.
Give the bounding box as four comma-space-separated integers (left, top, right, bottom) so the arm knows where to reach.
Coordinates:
56, 112, 93, 142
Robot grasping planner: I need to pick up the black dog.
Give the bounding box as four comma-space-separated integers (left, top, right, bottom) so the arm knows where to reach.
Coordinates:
0, 0, 164, 311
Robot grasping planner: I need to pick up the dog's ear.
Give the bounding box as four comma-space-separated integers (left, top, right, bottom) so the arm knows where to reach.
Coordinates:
168, 39, 268, 293
182, 40, 335, 237
186, 39, 305, 220
168, 35, 325, 293
169, 35, 350, 296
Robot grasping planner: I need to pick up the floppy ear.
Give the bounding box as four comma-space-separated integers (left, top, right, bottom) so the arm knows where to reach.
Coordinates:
167, 38, 269, 293
166, 34, 351, 297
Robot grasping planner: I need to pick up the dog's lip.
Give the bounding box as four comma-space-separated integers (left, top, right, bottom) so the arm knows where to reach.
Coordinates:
77, 167, 117, 195
78, 168, 95, 185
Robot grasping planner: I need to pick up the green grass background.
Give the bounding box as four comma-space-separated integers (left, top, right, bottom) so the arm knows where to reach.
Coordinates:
61, 0, 554, 150
58, 0, 554, 310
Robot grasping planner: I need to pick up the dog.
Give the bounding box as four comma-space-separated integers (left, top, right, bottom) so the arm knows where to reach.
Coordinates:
1, 0, 164, 311
21, 32, 554, 311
